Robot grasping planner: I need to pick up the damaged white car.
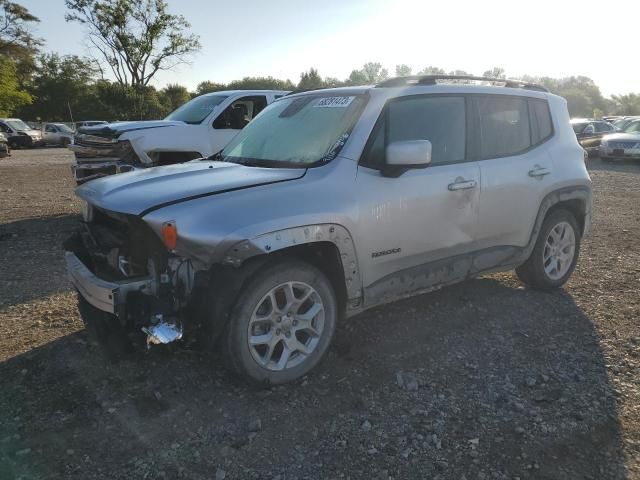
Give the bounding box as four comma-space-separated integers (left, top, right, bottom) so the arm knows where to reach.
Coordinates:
70, 90, 288, 183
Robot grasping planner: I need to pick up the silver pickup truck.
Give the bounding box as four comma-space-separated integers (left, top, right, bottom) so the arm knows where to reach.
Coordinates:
65, 75, 591, 385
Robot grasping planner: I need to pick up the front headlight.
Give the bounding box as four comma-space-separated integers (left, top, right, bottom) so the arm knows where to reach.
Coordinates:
81, 200, 94, 223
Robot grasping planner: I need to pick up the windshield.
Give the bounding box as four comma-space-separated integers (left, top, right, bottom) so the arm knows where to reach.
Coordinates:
7, 119, 30, 131
56, 124, 74, 134
165, 94, 229, 124
221, 94, 367, 167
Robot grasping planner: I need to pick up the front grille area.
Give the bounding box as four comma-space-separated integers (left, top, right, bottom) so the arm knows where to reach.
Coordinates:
608, 141, 640, 149
79, 208, 168, 281
73, 135, 141, 165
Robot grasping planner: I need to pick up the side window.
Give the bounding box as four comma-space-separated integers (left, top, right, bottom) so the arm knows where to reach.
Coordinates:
362, 96, 466, 169
528, 98, 553, 144
477, 96, 530, 158
0, 123, 10, 133
626, 121, 640, 133
213, 95, 268, 130
45, 125, 57, 133
596, 122, 614, 132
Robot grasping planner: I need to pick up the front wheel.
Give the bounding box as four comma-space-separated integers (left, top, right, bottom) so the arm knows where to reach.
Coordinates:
224, 260, 337, 385
516, 209, 581, 290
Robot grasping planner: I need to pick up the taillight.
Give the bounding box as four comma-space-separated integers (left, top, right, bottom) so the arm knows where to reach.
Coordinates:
161, 221, 178, 250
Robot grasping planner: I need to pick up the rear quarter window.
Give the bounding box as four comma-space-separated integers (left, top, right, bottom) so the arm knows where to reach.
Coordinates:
528, 98, 553, 144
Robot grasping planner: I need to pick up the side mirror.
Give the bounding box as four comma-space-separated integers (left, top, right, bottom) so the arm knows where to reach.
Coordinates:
382, 140, 432, 177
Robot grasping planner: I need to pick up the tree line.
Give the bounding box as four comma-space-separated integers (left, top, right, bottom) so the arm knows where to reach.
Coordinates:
1, 0, 639, 123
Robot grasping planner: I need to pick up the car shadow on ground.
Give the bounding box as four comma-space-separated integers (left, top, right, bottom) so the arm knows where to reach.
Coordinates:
0, 214, 79, 310
0, 276, 629, 479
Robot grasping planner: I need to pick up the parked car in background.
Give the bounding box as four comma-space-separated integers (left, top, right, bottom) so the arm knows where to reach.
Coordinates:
69, 90, 288, 183
571, 118, 618, 155
74, 120, 108, 130
600, 118, 640, 162
65, 76, 591, 384
0, 118, 43, 148
612, 116, 640, 130
42, 122, 75, 147
0, 132, 10, 158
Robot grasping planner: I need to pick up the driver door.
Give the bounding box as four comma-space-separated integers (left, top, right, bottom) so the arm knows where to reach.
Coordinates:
354, 95, 480, 295
43, 124, 59, 144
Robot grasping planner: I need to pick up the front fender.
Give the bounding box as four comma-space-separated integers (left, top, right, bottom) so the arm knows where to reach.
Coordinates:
220, 224, 362, 301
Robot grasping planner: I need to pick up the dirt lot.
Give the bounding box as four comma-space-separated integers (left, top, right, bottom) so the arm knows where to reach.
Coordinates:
0, 148, 639, 480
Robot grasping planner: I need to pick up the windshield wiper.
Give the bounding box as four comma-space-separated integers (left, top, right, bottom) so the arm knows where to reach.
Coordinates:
207, 150, 224, 161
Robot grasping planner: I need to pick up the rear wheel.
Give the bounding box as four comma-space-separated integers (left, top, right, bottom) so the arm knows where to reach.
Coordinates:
224, 260, 337, 385
516, 209, 581, 290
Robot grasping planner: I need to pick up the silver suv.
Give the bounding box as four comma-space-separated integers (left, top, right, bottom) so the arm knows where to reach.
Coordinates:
65, 75, 592, 385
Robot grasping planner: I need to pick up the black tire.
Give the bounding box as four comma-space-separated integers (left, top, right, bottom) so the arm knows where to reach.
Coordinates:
62, 137, 71, 147
77, 292, 134, 361
224, 260, 337, 385
516, 209, 581, 290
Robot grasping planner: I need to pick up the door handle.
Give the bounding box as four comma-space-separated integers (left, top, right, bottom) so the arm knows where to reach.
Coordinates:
447, 179, 477, 191
528, 165, 551, 178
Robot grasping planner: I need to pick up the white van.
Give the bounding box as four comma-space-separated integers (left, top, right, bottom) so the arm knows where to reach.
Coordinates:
70, 90, 288, 183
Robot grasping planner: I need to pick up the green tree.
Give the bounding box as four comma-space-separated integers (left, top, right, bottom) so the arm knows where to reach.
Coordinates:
0, 55, 31, 116
298, 68, 324, 90
611, 93, 640, 116
417, 66, 445, 75
160, 83, 190, 112
395, 64, 412, 77
0, 1, 42, 80
482, 67, 506, 78
323, 77, 344, 88
88, 81, 167, 120
226, 76, 294, 90
17, 53, 97, 121
347, 62, 388, 85
65, 0, 201, 88
194, 80, 226, 96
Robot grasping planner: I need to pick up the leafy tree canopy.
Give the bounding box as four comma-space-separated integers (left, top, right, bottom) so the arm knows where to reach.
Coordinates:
0, 0, 41, 79
65, 0, 201, 87
0, 55, 31, 116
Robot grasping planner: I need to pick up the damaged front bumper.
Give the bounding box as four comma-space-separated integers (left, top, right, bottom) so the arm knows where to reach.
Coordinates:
66, 250, 186, 346
65, 251, 152, 315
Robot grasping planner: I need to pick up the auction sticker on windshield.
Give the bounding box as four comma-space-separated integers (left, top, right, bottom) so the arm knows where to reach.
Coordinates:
315, 96, 355, 108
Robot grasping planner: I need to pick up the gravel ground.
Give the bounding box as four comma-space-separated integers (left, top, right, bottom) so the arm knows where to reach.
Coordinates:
0, 149, 639, 480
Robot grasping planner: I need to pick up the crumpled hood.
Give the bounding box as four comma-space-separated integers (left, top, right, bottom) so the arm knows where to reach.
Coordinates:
78, 120, 185, 138
76, 161, 306, 216
603, 132, 640, 143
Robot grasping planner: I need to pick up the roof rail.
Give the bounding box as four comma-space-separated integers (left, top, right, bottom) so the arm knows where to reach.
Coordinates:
376, 75, 549, 93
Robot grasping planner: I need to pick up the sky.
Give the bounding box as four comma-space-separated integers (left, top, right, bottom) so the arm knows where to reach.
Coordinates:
19, 0, 640, 97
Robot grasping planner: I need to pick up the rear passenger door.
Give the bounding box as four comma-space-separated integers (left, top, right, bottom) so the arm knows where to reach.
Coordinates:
474, 95, 554, 251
